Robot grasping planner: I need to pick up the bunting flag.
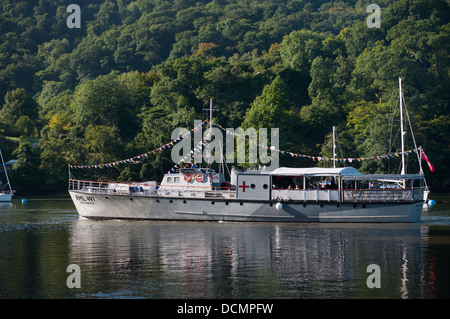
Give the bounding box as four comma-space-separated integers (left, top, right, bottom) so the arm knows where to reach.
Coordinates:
69, 119, 431, 170
420, 147, 435, 172
213, 123, 420, 164
167, 137, 209, 173
69, 120, 208, 169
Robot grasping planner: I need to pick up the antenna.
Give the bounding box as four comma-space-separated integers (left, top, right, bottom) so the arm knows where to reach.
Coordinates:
202, 98, 217, 133
202, 98, 218, 167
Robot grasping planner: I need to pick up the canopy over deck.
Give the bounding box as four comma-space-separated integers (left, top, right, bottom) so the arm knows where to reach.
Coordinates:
270, 167, 361, 177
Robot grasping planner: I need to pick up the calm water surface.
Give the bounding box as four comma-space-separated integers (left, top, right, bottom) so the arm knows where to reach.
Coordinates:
0, 193, 449, 299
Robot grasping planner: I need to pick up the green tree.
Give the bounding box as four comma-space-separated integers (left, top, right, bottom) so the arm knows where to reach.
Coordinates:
279, 30, 326, 74
242, 76, 292, 130
71, 74, 141, 139
0, 88, 39, 135
242, 75, 304, 166
12, 138, 41, 187
84, 125, 124, 164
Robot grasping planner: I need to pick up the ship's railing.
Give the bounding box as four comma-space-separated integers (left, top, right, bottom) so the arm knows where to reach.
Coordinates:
69, 179, 157, 196
342, 189, 416, 202
69, 179, 236, 198
271, 187, 425, 203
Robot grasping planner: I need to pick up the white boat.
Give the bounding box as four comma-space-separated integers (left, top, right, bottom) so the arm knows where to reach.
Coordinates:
0, 149, 14, 202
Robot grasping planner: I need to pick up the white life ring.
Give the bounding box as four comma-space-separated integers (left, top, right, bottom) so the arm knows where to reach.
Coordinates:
184, 173, 191, 182
196, 173, 205, 182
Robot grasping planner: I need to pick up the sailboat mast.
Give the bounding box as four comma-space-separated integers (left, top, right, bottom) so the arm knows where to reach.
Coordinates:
332, 126, 336, 168
399, 78, 406, 175
0, 149, 12, 193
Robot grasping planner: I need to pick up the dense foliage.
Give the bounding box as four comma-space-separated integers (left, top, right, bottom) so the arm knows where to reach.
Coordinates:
0, 0, 449, 192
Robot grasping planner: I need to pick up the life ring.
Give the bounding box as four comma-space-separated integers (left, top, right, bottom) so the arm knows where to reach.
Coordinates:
184, 173, 191, 182
196, 173, 205, 182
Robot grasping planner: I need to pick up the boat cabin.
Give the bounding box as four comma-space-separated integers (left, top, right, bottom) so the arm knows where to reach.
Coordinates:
268, 167, 360, 202
233, 167, 424, 203
158, 167, 227, 197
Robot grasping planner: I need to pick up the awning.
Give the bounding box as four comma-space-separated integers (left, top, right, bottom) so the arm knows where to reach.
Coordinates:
270, 167, 361, 176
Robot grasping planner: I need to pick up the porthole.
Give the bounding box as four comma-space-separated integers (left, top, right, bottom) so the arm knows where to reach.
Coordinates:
263, 184, 268, 189
211, 201, 215, 205
183, 200, 187, 204
269, 203, 273, 207
169, 199, 173, 203
105, 197, 109, 199
320, 203, 323, 208
225, 201, 229, 205
250, 184, 256, 189
130, 198, 133, 201
240, 202, 244, 206
303, 203, 307, 207
336, 203, 340, 208
156, 199, 160, 203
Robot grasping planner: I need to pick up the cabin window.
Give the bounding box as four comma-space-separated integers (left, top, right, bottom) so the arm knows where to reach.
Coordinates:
167, 177, 172, 183
174, 177, 180, 183
272, 175, 304, 189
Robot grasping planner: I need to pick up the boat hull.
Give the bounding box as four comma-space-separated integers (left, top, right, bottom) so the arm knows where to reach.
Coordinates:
69, 191, 423, 223
0, 193, 12, 202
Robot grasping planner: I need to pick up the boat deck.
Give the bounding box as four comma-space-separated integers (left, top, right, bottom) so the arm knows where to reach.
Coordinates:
69, 179, 425, 203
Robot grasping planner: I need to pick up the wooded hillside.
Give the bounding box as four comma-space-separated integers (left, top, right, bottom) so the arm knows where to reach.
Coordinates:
0, 0, 449, 192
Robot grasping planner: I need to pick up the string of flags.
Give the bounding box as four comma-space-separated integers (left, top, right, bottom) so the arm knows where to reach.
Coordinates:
212, 123, 428, 165
167, 138, 208, 174
69, 120, 208, 169
69, 120, 434, 172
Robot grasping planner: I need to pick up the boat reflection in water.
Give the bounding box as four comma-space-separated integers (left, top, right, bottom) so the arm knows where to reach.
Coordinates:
68, 219, 438, 298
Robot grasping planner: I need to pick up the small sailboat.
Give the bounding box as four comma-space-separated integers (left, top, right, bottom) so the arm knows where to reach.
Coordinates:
0, 149, 14, 202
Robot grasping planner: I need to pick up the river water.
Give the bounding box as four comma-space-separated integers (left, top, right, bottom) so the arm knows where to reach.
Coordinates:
0, 193, 449, 300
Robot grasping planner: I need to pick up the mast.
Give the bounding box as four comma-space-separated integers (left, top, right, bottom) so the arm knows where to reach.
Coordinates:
399, 78, 406, 175
332, 126, 336, 168
203, 98, 218, 169
209, 98, 213, 132
0, 149, 12, 193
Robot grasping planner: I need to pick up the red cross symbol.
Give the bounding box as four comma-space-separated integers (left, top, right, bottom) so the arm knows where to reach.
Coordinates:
239, 181, 249, 192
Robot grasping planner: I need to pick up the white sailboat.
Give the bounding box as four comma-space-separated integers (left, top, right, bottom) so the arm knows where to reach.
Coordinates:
0, 149, 14, 202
